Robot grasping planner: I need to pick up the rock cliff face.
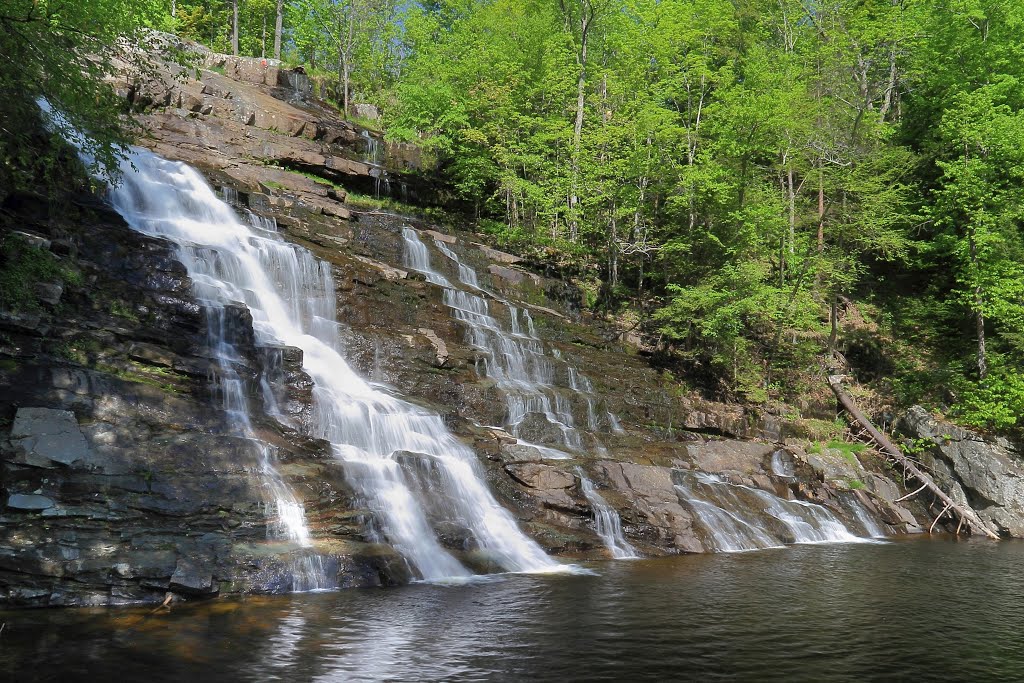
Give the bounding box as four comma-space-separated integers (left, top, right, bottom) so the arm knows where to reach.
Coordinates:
0, 41, 931, 607
0, 192, 426, 607
900, 407, 1024, 537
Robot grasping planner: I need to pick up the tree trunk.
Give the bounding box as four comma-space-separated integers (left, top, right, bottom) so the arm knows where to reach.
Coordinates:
567, 4, 592, 243
828, 295, 839, 358
828, 375, 1000, 539
788, 165, 796, 255
343, 58, 350, 115
231, 0, 239, 56
817, 167, 824, 253
970, 230, 987, 379
274, 0, 284, 60
878, 43, 899, 121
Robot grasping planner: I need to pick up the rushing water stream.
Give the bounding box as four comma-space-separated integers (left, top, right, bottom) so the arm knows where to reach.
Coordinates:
401, 228, 625, 458
108, 150, 563, 581
4, 538, 1024, 682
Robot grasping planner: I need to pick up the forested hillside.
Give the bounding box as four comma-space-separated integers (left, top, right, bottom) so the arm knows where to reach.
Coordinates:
5, 0, 1024, 432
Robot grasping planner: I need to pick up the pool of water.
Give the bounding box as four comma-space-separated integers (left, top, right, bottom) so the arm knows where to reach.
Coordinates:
3, 537, 1023, 681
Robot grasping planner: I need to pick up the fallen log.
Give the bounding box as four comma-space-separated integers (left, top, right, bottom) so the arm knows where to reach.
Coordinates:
828, 375, 1000, 540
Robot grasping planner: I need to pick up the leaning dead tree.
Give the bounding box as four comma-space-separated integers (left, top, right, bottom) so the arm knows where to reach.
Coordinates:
828, 375, 1000, 540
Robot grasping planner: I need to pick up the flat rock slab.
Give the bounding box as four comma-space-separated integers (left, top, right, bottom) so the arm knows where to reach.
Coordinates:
488, 264, 541, 286
474, 243, 522, 264
10, 407, 92, 467
425, 230, 456, 244
6, 493, 56, 510
169, 558, 217, 596
685, 440, 774, 475
505, 463, 576, 490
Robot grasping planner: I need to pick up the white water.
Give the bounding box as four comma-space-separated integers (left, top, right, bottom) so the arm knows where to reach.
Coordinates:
402, 228, 628, 453
675, 471, 873, 552
770, 450, 796, 478
577, 470, 640, 559
107, 149, 564, 582
847, 497, 888, 538
674, 479, 783, 552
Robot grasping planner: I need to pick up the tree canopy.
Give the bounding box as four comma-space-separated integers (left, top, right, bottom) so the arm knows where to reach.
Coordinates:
0, 0, 169, 194
9, 0, 1024, 433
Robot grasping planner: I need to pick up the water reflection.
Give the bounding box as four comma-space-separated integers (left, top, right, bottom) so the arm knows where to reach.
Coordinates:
4, 538, 1024, 681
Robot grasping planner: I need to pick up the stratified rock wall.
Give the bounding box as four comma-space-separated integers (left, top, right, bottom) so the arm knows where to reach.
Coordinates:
0, 195, 404, 607
0, 41, 933, 607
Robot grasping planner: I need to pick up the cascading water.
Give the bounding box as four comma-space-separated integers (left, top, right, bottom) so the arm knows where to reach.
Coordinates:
770, 450, 796, 478
674, 478, 783, 552
107, 149, 564, 582
403, 228, 628, 456
674, 471, 874, 552
206, 303, 330, 590
577, 470, 640, 559
846, 497, 888, 538
360, 130, 381, 165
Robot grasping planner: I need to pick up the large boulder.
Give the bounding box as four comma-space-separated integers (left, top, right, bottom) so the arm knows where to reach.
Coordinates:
900, 406, 1024, 536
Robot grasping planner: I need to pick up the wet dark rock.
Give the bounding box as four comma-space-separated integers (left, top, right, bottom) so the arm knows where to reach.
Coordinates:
5, 493, 56, 510
514, 412, 571, 447
9, 407, 93, 467
33, 282, 63, 306
169, 558, 217, 596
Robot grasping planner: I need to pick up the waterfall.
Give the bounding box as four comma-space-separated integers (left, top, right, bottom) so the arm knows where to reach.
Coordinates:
107, 149, 565, 582
674, 478, 783, 552
403, 228, 625, 456
846, 496, 888, 538
361, 130, 380, 165
577, 470, 639, 559
674, 471, 873, 552
770, 450, 796, 478
207, 304, 330, 591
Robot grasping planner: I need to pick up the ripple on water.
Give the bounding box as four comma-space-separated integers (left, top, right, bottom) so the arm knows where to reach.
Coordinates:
3, 537, 1024, 682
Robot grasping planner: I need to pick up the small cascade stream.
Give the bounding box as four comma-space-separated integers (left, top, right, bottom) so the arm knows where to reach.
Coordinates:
675, 471, 876, 552
206, 302, 330, 591
399, 228, 887, 556
402, 228, 626, 456
847, 497, 888, 538
107, 149, 564, 583
577, 470, 639, 559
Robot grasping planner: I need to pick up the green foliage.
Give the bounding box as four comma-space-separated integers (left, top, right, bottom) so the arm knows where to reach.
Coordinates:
899, 437, 933, 458
953, 365, 1024, 431
0, 0, 164, 194
109, 301, 140, 322
10, 0, 1023, 433
826, 440, 868, 455
288, 0, 402, 112
0, 234, 73, 312
825, 440, 868, 466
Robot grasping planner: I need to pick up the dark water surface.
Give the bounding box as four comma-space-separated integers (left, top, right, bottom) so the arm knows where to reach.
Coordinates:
3, 537, 1024, 682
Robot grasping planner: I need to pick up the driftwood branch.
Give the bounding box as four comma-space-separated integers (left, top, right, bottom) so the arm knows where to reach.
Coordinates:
895, 483, 928, 502
930, 503, 953, 534
828, 375, 1000, 540
150, 592, 174, 614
